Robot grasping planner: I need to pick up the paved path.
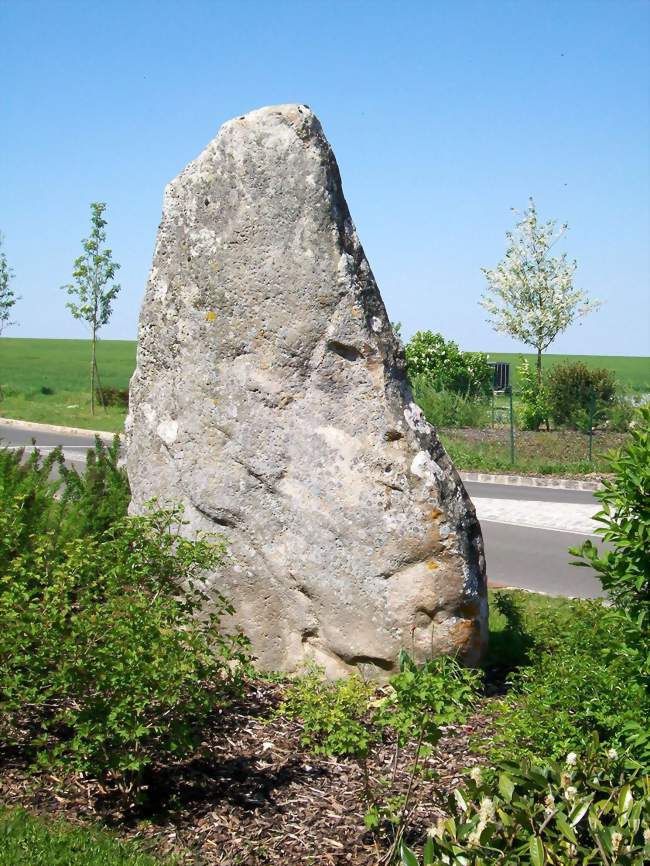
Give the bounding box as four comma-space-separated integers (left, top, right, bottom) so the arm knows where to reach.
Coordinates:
0, 420, 605, 599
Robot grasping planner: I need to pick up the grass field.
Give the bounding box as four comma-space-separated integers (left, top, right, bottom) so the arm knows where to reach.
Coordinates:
0, 338, 136, 432
487, 351, 650, 393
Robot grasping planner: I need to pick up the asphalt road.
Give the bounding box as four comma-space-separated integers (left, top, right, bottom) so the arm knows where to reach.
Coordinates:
0, 420, 604, 599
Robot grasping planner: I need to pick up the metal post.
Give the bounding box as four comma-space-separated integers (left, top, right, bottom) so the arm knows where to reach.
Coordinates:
588, 392, 596, 462
508, 385, 515, 466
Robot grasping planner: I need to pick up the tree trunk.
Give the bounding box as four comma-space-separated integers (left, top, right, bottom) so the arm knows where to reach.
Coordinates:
94, 355, 106, 412
536, 347, 543, 386
91, 327, 96, 415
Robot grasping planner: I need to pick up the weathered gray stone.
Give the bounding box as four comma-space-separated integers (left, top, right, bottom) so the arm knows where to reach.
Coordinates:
126, 104, 487, 677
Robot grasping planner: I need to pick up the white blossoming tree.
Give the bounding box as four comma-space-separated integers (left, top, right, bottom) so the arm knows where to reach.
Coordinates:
480, 199, 600, 384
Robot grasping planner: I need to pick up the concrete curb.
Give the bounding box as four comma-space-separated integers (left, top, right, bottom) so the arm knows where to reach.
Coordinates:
460, 470, 604, 492
0, 417, 118, 443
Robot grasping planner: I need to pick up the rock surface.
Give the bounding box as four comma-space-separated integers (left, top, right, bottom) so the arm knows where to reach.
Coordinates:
127, 104, 487, 677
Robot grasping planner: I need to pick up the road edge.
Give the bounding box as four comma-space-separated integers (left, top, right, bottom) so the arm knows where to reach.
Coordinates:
460, 470, 603, 492
0, 416, 117, 442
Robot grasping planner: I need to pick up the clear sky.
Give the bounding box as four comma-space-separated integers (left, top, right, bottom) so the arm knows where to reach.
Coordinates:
2, 0, 649, 355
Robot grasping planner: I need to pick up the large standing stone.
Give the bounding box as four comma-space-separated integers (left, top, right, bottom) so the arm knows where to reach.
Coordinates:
126, 104, 487, 677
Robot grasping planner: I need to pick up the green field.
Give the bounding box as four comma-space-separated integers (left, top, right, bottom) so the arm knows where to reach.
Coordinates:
1, 338, 648, 434
487, 351, 650, 393
0, 338, 136, 432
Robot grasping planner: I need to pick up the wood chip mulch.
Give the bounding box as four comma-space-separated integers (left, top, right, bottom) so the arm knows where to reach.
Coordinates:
0, 680, 495, 865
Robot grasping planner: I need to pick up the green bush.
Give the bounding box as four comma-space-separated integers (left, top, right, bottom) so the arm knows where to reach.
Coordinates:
572, 405, 650, 626
0, 437, 129, 562
405, 331, 492, 397
278, 666, 376, 759
411, 377, 491, 428
0, 504, 249, 778
546, 361, 616, 429
401, 742, 650, 865
0, 444, 63, 562
606, 394, 639, 432
58, 435, 131, 538
488, 598, 649, 764
97, 385, 129, 408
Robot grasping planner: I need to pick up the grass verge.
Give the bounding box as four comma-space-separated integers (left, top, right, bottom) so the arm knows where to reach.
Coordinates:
441, 427, 627, 475
0, 808, 173, 866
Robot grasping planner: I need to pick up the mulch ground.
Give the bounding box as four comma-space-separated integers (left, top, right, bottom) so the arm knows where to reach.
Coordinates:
0, 680, 495, 865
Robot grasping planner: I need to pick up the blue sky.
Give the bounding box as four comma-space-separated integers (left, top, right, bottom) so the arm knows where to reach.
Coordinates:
2, 0, 649, 355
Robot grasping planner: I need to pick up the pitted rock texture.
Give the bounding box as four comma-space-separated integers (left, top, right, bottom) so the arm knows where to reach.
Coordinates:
126, 104, 487, 677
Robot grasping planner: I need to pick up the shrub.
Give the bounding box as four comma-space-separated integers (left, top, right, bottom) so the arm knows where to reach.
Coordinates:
279, 653, 482, 762
0, 437, 129, 563
58, 435, 130, 538
489, 599, 649, 764
517, 357, 549, 431
405, 331, 492, 397
278, 666, 376, 759
411, 377, 491, 428
546, 361, 616, 429
0, 444, 63, 563
97, 385, 129, 408
606, 393, 639, 432
401, 742, 650, 865
0, 504, 249, 779
572, 404, 650, 626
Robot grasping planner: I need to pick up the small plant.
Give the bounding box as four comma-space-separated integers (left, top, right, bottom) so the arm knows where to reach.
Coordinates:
401, 741, 650, 865
572, 404, 650, 625
280, 653, 481, 857
278, 665, 377, 760
58, 435, 130, 538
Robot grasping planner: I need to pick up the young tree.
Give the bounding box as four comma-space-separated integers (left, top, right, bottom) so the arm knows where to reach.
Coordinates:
62, 203, 121, 414
0, 232, 18, 337
480, 198, 600, 384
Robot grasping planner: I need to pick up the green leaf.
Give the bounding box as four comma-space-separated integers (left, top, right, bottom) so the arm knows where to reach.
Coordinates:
498, 773, 515, 802
555, 813, 578, 844
617, 783, 633, 814
569, 795, 593, 827
423, 835, 435, 865
529, 835, 545, 866
400, 842, 419, 866
454, 789, 468, 812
